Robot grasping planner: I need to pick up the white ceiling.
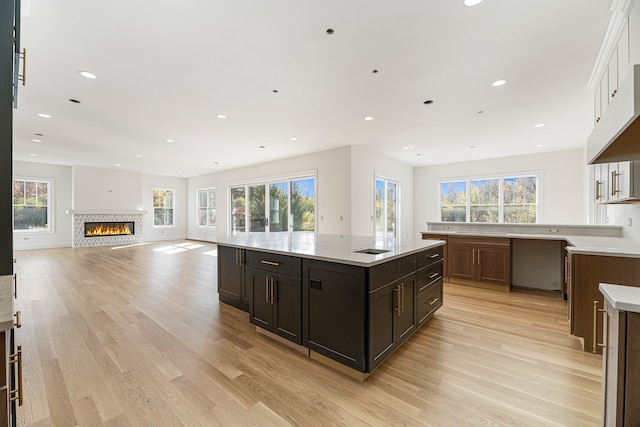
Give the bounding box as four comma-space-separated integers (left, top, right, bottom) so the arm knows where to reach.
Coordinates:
12, 0, 612, 178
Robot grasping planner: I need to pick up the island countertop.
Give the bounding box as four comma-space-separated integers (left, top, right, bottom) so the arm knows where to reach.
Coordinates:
211, 233, 445, 267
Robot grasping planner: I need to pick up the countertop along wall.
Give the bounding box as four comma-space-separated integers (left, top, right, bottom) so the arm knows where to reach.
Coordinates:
413, 148, 586, 233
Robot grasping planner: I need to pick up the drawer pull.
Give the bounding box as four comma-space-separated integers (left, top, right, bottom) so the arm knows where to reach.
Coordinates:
265, 277, 270, 303
428, 297, 439, 306
429, 273, 438, 279
429, 253, 440, 259
261, 260, 280, 266
14, 311, 21, 328
13, 273, 17, 299
9, 345, 23, 406
592, 300, 606, 353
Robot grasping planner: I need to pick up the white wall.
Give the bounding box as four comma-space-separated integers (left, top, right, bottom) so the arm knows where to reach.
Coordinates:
413, 148, 586, 232
13, 161, 73, 250
188, 146, 352, 241
72, 165, 143, 211
142, 174, 188, 242
350, 145, 415, 239
606, 203, 640, 240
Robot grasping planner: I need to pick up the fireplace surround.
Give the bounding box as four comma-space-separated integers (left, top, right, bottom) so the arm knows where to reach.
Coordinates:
73, 212, 143, 248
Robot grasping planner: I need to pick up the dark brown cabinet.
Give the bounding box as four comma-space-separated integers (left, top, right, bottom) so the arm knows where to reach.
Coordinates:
369, 273, 416, 372
602, 299, 640, 425
302, 260, 366, 371
421, 234, 448, 279
217, 246, 248, 311
247, 251, 302, 344
448, 236, 511, 290
568, 253, 640, 354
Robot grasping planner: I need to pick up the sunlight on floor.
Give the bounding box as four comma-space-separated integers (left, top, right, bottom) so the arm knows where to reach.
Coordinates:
152, 242, 212, 255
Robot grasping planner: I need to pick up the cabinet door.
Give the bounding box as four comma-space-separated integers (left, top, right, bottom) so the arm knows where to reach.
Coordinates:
303, 260, 366, 371
600, 70, 609, 116
272, 274, 302, 344
369, 282, 396, 372
608, 46, 618, 101
395, 276, 416, 345
594, 84, 602, 126
618, 18, 629, 86
613, 161, 631, 200
248, 267, 273, 330
218, 246, 247, 311
448, 244, 474, 281
476, 246, 510, 285
594, 163, 608, 203
625, 312, 640, 424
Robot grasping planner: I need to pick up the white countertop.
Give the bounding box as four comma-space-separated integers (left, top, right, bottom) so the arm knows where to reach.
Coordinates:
422, 229, 640, 259
0, 275, 14, 331
600, 283, 640, 313
212, 233, 445, 267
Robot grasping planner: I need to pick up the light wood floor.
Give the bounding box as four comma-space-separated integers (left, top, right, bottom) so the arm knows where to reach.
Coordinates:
13, 240, 602, 426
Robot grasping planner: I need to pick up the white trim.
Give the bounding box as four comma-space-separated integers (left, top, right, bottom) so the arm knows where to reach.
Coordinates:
195, 186, 217, 229
151, 186, 176, 228
12, 176, 54, 234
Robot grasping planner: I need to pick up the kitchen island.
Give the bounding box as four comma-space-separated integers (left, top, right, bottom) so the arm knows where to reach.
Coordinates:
214, 233, 445, 377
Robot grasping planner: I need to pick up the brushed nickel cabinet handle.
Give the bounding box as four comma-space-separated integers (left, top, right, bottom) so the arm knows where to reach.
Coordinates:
261, 260, 280, 266
595, 180, 601, 200
19, 48, 26, 86
592, 301, 606, 353
13, 273, 17, 299
14, 311, 21, 329
429, 253, 439, 259
429, 273, 438, 279
429, 297, 439, 306
265, 277, 269, 303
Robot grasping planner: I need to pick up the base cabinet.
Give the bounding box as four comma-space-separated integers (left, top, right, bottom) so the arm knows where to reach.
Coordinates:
602, 300, 640, 425
217, 246, 248, 311
369, 274, 416, 372
247, 251, 302, 344
448, 236, 511, 289
568, 253, 640, 354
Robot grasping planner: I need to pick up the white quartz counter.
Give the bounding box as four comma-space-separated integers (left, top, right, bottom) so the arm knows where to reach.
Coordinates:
600, 283, 640, 313
0, 275, 14, 331
212, 233, 445, 267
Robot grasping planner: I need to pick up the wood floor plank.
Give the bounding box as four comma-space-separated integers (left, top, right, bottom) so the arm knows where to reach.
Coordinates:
12, 240, 602, 426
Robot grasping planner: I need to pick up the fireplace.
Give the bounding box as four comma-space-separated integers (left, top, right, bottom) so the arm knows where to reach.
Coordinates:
84, 221, 135, 237
72, 212, 144, 248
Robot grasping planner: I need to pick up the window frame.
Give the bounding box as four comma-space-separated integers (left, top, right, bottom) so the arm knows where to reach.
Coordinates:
12, 177, 54, 233
228, 171, 317, 235
438, 172, 541, 224
196, 186, 216, 229
152, 187, 176, 228
374, 174, 400, 240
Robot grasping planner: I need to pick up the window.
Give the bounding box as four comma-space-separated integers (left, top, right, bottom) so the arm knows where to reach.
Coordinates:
153, 188, 174, 227
13, 179, 51, 232
439, 174, 539, 223
375, 177, 399, 239
230, 175, 315, 235
197, 187, 216, 227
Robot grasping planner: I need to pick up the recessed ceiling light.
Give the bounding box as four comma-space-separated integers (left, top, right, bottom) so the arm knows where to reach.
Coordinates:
326, 28, 334, 35
536, 144, 544, 148
492, 79, 507, 87
290, 137, 297, 141
135, 154, 142, 157
32, 139, 42, 143
427, 159, 433, 162
214, 161, 219, 165
115, 164, 121, 167
29, 153, 37, 157
177, 171, 182, 174
364, 116, 374, 121
69, 99, 81, 104
165, 139, 175, 143
79, 71, 97, 79
470, 145, 476, 149
416, 153, 422, 157
259, 145, 266, 149
402, 145, 415, 150
216, 114, 227, 119
273, 89, 279, 93
463, 0, 483, 6
203, 164, 209, 167
372, 69, 379, 74
37, 113, 51, 118
423, 100, 434, 105
534, 123, 545, 128
478, 110, 484, 114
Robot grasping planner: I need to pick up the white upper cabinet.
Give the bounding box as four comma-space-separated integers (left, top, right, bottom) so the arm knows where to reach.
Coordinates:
608, 161, 640, 203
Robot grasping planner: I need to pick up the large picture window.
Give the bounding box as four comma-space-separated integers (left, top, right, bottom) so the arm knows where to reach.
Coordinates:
230, 175, 315, 235
13, 179, 51, 232
197, 187, 216, 227
440, 174, 539, 223
153, 188, 175, 227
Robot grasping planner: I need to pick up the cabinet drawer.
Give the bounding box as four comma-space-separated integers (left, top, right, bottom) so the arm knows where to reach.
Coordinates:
417, 262, 442, 292
416, 281, 443, 324
246, 251, 302, 278
417, 245, 444, 269
369, 254, 416, 292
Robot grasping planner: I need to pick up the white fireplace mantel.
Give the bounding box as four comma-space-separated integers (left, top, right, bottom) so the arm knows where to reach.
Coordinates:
67, 209, 148, 215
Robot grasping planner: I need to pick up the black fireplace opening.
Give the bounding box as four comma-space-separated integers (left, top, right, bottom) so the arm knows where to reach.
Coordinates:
84, 221, 135, 237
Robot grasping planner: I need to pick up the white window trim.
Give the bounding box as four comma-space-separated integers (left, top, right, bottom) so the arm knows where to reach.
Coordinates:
152, 187, 176, 229
437, 171, 542, 224
12, 176, 55, 234
227, 169, 317, 235
196, 186, 217, 229
374, 173, 400, 240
